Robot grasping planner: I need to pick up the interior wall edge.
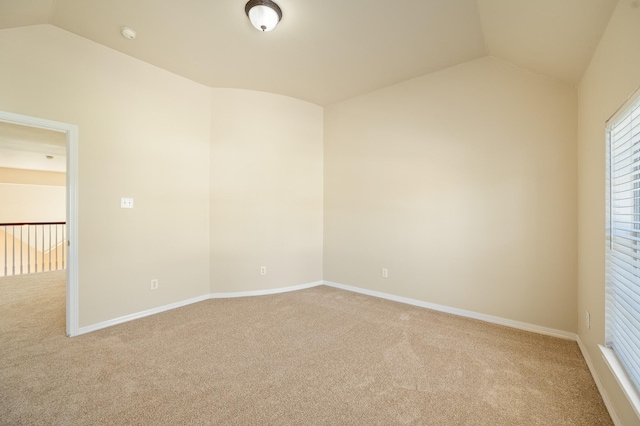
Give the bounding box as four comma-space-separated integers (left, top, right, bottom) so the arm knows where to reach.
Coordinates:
575, 0, 640, 423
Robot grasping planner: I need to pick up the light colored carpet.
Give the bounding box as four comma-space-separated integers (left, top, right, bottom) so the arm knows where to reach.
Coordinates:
1, 272, 612, 425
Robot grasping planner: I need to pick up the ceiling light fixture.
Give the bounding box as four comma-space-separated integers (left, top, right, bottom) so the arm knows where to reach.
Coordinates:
245, 0, 282, 32
120, 27, 137, 40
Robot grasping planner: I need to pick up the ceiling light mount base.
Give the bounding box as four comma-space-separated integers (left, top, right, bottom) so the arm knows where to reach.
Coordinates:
120, 27, 137, 40
245, 0, 282, 32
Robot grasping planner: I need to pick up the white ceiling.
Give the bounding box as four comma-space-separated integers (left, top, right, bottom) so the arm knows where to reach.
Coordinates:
0, 120, 66, 172
0, 0, 618, 106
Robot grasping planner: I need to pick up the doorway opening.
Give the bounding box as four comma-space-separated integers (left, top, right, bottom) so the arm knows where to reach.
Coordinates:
0, 110, 78, 336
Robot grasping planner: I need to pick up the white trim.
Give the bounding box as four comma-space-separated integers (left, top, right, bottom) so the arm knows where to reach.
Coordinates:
600, 344, 640, 421
73, 279, 577, 343
76, 281, 324, 335
209, 281, 323, 299
322, 281, 577, 341
0, 111, 79, 337
574, 338, 622, 425
606, 84, 640, 125
0, 182, 66, 188
66, 124, 79, 336
76, 294, 211, 336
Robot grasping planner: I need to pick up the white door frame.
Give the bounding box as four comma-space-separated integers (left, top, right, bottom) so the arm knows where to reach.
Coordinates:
0, 110, 79, 337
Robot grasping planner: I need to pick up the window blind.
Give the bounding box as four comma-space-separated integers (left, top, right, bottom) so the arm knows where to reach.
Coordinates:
607, 93, 640, 395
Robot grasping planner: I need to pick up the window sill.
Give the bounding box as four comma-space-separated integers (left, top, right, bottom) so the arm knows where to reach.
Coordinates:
599, 345, 640, 420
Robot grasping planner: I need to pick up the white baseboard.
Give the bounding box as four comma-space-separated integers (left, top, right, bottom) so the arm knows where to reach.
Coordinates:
75, 281, 324, 336
209, 281, 323, 299
76, 279, 575, 342
76, 294, 211, 336
322, 281, 578, 341
577, 337, 622, 425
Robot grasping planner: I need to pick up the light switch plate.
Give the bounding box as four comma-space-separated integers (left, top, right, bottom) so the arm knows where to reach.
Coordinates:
121, 197, 134, 208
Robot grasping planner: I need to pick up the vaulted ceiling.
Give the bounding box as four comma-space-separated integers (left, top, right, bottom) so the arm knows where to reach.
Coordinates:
0, 0, 619, 105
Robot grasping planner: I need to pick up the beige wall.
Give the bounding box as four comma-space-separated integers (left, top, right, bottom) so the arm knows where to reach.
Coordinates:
210, 89, 323, 292
578, 0, 640, 424
0, 25, 325, 329
0, 167, 65, 224
0, 167, 66, 186
324, 56, 578, 332
0, 25, 212, 327
0, 183, 65, 223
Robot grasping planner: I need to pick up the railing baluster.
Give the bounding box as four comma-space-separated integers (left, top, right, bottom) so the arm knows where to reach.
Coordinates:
62, 225, 65, 270
19, 226, 23, 275
27, 225, 31, 273
41, 224, 44, 272
0, 222, 66, 277
48, 224, 51, 272
12, 225, 15, 276
34, 225, 37, 273
55, 224, 58, 271
3, 225, 6, 277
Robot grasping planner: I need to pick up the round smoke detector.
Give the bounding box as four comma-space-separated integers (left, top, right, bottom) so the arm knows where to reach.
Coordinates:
120, 27, 137, 40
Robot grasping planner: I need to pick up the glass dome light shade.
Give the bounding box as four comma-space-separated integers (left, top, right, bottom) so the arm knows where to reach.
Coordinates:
245, 0, 282, 32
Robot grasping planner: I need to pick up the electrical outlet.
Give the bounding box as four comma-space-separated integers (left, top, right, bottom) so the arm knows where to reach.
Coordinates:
586, 311, 590, 329
382, 268, 389, 278
260, 266, 266, 276
121, 197, 134, 208
151, 279, 158, 290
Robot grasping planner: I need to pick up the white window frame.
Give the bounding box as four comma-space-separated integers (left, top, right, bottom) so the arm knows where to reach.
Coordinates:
604, 87, 640, 420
